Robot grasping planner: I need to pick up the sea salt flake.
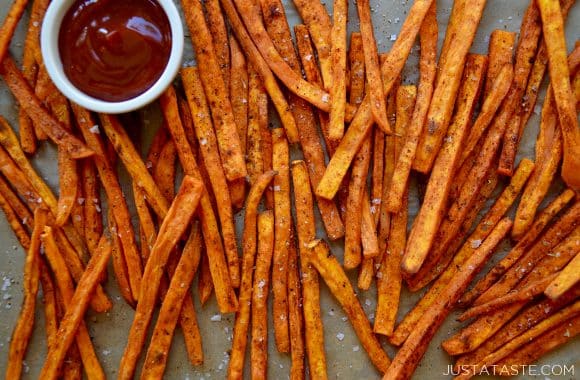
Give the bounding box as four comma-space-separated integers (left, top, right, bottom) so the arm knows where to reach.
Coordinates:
470, 239, 482, 249
89, 125, 100, 134
210, 314, 222, 322
390, 34, 397, 41
352, 345, 360, 352
336, 332, 345, 341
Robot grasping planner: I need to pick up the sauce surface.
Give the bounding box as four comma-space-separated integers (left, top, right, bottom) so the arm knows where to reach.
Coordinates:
59, 0, 172, 102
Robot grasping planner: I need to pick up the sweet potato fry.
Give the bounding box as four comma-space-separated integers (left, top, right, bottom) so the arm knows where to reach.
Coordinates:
462, 188, 576, 305
371, 129, 385, 225
361, 191, 379, 260
40, 236, 112, 380
0, 173, 32, 230
141, 228, 203, 379
271, 128, 291, 353
316, 0, 435, 200
177, 74, 240, 288
153, 139, 177, 202
484, 30, 516, 97
291, 160, 327, 379
107, 209, 135, 307
328, 0, 348, 141
99, 114, 169, 218
413, 0, 487, 173
228, 171, 276, 380
71, 104, 142, 301
81, 160, 102, 255
455, 301, 580, 380
356, 0, 390, 132
118, 175, 203, 380
198, 253, 214, 306
305, 239, 390, 373
291, 0, 332, 87
459, 64, 514, 167
545, 251, 580, 300
260, 114, 274, 210
251, 211, 275, 379
181, 0, 247, 181
43, 226, 105, 380
0, 0, 28, 64
385, 2, 437, 213
0, 190, 31, 248
205, 0, 230, 88
287, 230, 305, 380
218, 0, 298, 143
6, 207, 46, 380
349, 32, 365, 106
436, 0, 464, 75
537, 0, 580, 189
246, 66, 267, 186
402, 55, 485, 274
294, 24, 345, 240
383, 218, 512, 380
0, 57, 92, 159
228, 0, 331, 112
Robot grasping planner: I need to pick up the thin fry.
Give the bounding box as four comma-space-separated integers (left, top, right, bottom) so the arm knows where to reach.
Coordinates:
328, 0, 348, 141
484, 30, 516, 97
205, 0, 230, 88
246, 66, 267, 185
81, 160, 102, 255
0, 0, 29, 64
287, 230, 305, 380
0, 191, 31, 248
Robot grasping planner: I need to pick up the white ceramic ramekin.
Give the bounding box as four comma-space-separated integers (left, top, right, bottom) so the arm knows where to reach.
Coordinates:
40, 0, 184, 114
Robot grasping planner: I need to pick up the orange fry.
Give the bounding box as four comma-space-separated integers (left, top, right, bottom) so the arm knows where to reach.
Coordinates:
0, 0, 28, 64
205, 0, 230, 88
545, 251, 580, 300
328, 0, 348, 141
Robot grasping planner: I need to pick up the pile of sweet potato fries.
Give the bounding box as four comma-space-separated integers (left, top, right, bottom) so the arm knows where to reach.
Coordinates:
0, 0, 578, 378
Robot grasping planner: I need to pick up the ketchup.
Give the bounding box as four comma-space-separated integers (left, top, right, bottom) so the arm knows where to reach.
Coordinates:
59, 0, 172, 102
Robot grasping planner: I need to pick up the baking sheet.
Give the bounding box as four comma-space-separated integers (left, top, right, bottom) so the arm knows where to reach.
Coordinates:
0, 0, 579, 379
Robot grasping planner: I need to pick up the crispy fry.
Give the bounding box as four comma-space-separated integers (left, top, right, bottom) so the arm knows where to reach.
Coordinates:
177, 74, 240, 288
463, 189, 576, 305
72, 104, 142, 301
118, 176, 203, 380
40, 236, 112, 380
545, 251, 580, 300
384, 218, 512, 380
287, 230, 305, 380
43, 226, 105, 380
458, 273, 558, 322
251, 211, 275, 379
99, 114, 170, 218
246, 66, 267, 185
291, 0, 332, 87
218, 0, 299, 143
294, 24, 345, 240
349, 32, 365, 106
205, 0, 230, 88
537, 0, 580, 189
163, 93, 237, 313
0, 190, 31, 248
198, 252, 214, 306
291, 160, 327, 379
260, 112, 274, 210
459, 64, 514, 167
0, 173, 33, 230
385, 2, 437, 213
305, 240, 390, 373
181, 0, 247, 181
153, 139, 177, 202
328, 0, 348, 141
108, 209, 135, 306
228, 171, 276, 380
361, 191, 379, 260
356, 0, 390, 132
141, 228, 203, 379
81, 160, 102, 255
402, 55, 485, 274
270, 128, 291, 352
413, 0, 486, 173
316, 0, 434, 200
371, 129, 385, 225
0, 57, 92, 158
483, 30, 516, 98
0, 145, 39, 209
436, 0, 464, 75
0, 0, 28, 64
6, 207, 46, 380
229, 36, 249, 210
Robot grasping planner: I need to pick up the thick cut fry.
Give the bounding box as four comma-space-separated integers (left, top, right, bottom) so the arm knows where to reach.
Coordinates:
153, 139, 177, 202
251, 211, 275, 379
294, 24, 345, 240
118, 176, 203, 380
43, 226, 105, 380
181, 0, 247, 181
402, 55, 486, 274
100, 114, 169, 218
356, 0, 390, 132
6, 207, 46, 380
72, 104, 142, 301
228, 171, 276, 380
413, 0, 487, 173
462, 189, 576, 305
436, 0, 465, 76
537, 0, 580, 189
205, 0, 230, 88
458, 273, 558, 322
161, 91, 238, 314
383, 218, 512, 380
386, 3, 437, 212
455, 301, 580, 380
328, 0, 348, 141
228, 0, 330, 112
545, 252, 580, 300
81, 160, 102, 255
271, 128, 291, 353
305, 240, 390, 373
198, 253, 213, 306
40, 236, 112, 380
218, 0, 298, 143
316, 0, 435, 200
141, 229, 203, 379
484, 30, 516, 97
349, 32, 365, 106
459, 64, 514, 167
177, 74, 240, 288
0, 57, 92, 158
291, 160, 327, 379
246, 67, 267, 185
0, 0, 28, 64
361, 191, 379, 260
287, 231, 305, 380
291, 0, 332, 87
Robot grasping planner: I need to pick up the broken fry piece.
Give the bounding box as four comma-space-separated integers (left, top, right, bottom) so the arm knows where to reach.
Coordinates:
545, 251, 580, 300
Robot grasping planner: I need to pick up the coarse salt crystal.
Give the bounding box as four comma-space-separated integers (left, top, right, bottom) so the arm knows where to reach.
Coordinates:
352, 345, 360, 352
200, 138, 208, 146
390, 34, 397, 41
77, 198, 85, 205
470, 239, 482, 249
336, 332, 345, 341
89, 125, 100, 134
210, 314, 222, 322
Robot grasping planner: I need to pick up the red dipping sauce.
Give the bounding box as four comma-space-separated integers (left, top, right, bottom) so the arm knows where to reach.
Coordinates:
59, 0, 172, 102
